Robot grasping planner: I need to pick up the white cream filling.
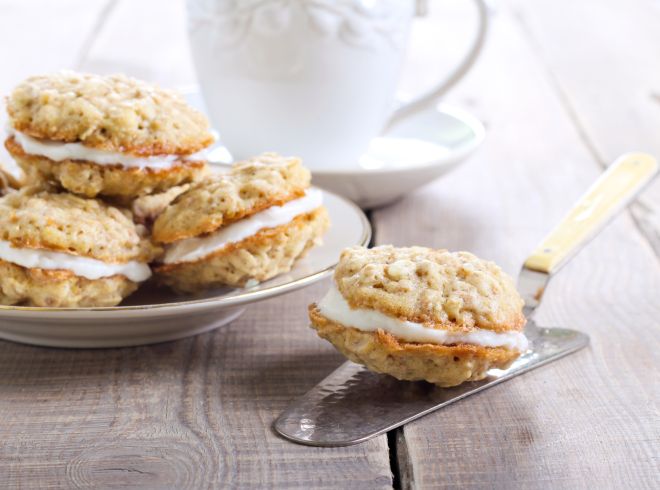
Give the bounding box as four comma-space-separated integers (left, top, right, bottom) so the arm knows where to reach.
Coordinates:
0, 240, 151, 282
317, 284, 529, 351
8, 128, 206, 169
163, 188, 323, 264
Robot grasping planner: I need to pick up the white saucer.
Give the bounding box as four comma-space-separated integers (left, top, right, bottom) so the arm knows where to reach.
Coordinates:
183, 89, 484, 209
0, 190, 370, 348
310, 105, 485, 208
204, 105, 484, 209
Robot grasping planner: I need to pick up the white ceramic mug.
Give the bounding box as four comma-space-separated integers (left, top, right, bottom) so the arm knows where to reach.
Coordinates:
187, 0, 488, 169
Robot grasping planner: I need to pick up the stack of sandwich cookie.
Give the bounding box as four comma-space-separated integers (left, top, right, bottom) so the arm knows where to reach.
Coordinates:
131, 184, 191, 226
4, 71, 213, 200
309, 246, 529, 387
0, 168, 13, 196
0, 162, 21, 196
0, 188, 158, 307
0, 72, 331, 307
152, 153, 329, 292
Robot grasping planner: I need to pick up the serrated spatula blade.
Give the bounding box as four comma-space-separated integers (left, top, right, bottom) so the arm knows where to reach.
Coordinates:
274, 323, 588, 447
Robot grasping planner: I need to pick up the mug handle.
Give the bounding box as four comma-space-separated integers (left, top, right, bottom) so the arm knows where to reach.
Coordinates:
385, 0, 489, 130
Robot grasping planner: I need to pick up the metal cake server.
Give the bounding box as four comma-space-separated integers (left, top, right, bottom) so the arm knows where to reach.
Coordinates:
275, 153, 659, 447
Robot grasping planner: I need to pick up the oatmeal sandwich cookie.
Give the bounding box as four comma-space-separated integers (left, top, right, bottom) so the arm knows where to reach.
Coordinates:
309, 246, 528, 387
0, 188, 159, 307
0, 161, 23, 195
152, 153, 329, 293
5, 71, 213, 199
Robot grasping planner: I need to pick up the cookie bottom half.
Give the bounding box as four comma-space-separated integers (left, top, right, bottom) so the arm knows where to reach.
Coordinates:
6, 136, 207, 200
309, 305, 522, 387
156, 207, 330, 293
0, 259, 138, 307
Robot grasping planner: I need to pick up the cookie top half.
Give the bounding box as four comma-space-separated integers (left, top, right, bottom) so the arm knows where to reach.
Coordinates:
0, 188, 158, 263
6, 71, 214, 156
334, 246, 525, 333
152, 153, 311, 244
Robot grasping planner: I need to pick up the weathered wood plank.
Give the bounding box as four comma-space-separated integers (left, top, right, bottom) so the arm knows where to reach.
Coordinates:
0, 2, 393, 485
2, 0, 658, 487
0, 282, 393, 488
0, 0, 110, 93
0, 0, 111, 181
510, 0, 660, 257
373, 5, 660, 489
78, 0, 197, 87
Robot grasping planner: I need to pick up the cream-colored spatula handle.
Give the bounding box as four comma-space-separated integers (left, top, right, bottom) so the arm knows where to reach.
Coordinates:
524, 152, 658, 274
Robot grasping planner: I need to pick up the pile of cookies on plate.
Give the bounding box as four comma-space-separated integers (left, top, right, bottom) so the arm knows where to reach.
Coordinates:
0, 71, 528, 388
0, 71, 328, 307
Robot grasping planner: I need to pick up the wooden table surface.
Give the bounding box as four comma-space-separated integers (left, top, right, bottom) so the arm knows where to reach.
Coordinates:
1, 0, 659, 488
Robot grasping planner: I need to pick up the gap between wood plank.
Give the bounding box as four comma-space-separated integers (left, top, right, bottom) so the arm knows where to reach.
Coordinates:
366, 209, 410, 490
628, 202, 660, 263
74, 0, 119, 69
365, 209, 377, 248
394, 428, 416, 490
513, 8, 605, 166
387, 430, 402, 490
367, 188, 414, 490
512, 7, 660, 262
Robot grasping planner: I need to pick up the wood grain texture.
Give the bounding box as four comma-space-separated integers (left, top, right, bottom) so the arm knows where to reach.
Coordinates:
0, 0, 110, 94
1, 0, 659, 487
509, 0, 660, 258
0, 1, 392, 487
373, 4, 660, 489
0, 281, 393, 488
78, 0, 197, 87
0, 0, 111, 181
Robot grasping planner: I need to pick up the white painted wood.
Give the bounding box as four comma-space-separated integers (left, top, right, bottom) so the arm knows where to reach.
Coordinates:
1, 0, 658, 487
373, 4, 660, 488
0, 1, 393, 486
0, 0, 110, 183
509, 0, 660, 257
79, 0, 196, 87
0, 282, 393, 488
0, 0, 109, 93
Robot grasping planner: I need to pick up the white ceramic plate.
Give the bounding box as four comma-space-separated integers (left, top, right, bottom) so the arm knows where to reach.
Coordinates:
0, 190, 370, 348
310, 105, 485, 208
